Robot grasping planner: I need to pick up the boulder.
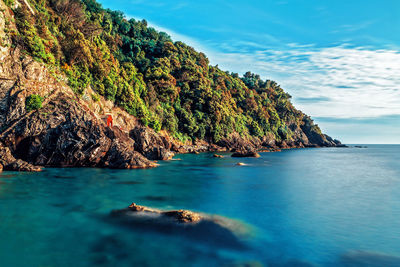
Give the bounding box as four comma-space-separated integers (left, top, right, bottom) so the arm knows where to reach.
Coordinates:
163, 210, 202, 223
231, 151, 260, 158
115, 203, 202, 223
4, 159, 42, 172
130, 126, 174, 160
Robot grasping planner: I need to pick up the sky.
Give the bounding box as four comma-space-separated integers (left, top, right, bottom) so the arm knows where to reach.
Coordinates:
97, 0, 400, 144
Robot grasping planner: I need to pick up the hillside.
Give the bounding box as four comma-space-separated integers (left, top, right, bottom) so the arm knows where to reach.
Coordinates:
0, 0, 342, 171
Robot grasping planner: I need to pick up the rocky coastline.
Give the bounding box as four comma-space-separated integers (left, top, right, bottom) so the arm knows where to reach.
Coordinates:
0, 0, 344, 172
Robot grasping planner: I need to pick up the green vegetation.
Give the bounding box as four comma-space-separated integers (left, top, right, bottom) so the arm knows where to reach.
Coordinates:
4, 0, 14, 7
9, 0, 321, 143
25, 94, 43, 112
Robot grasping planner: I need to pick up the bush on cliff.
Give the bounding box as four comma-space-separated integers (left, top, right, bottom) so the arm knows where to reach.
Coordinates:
25, 94, 43, 112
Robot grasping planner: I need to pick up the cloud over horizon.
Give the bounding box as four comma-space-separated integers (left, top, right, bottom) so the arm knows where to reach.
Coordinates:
208, 43, 400, 120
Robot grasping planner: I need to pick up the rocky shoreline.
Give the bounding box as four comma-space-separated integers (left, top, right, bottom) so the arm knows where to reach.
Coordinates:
0, 0, 344, 172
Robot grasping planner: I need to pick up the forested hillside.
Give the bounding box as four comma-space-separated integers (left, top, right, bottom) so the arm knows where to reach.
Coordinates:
2, 0, 336, 147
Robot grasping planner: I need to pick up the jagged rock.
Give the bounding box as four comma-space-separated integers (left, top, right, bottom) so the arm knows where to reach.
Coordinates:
130, 126, 174, 160
231, 151, 260, 158
1, 94, 156, 170
0, 142, 41, 171
208, 143, 227, 152
149, 147, 174, 161
163, 209, 202, 223
0, 143, 16, 166
4, 159, 42, 172
218, 132, 260, 152
113, 203, 202, 223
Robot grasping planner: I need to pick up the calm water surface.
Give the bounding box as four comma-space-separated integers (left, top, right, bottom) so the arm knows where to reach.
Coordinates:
0, 145, 399, 266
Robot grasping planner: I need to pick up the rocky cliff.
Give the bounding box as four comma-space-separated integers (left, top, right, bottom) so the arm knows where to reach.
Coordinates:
0, 0, 342, 172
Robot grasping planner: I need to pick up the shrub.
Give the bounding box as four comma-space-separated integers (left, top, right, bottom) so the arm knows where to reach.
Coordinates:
25, 94, 43, 112
4, 0, 14, 7
91, 93, 100, 102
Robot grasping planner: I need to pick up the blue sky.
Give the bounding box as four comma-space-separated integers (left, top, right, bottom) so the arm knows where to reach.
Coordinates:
98, 0, 400, 144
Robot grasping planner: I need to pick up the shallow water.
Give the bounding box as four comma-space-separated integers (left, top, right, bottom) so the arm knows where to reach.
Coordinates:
0, 145, 399, 266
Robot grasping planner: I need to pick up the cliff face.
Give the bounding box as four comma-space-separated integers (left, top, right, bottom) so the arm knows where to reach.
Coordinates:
0, 0, 157, 170
0, 0, 342, 171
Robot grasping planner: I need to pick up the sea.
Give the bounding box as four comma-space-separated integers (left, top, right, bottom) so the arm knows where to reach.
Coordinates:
0, 145, 399, 266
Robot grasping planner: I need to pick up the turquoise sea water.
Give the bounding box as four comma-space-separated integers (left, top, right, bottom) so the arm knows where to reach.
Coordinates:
0, 145, 399, 266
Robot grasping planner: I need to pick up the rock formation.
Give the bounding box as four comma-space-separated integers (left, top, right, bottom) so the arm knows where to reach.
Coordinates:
109, 203, 252, 248
231, 151, 261, 158
0, 0, 344, 171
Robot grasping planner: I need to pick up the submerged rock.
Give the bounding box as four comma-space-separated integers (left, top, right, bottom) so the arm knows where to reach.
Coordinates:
236, 162, 246, 166
113, 203, 202, 223
109, 203, 252, 249
231, 151, 260, 158
213, 154, 224, 158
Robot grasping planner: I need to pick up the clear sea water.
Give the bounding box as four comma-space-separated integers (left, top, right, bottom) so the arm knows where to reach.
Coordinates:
0, 145, 399, 267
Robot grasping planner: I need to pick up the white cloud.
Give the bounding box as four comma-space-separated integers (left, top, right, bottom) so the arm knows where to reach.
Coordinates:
122, 18, 400, 121
210, 45, 400, 119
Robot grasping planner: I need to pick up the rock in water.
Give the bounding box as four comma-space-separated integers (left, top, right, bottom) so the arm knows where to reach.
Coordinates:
231, 151, 260, 158
213, 154, 224, 158
163, 210, 202, 223
4, 159, 42, 172
115, 203, 202, 223
109, 203, 252, 249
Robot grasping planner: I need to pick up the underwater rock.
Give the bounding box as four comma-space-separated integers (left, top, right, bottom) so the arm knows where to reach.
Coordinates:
213, 154, 224, 158
109, 203, 252, 249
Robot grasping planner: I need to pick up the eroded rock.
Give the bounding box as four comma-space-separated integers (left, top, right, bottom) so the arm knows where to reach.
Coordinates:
231, 151, 260, 158
115, 203, 202, 223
